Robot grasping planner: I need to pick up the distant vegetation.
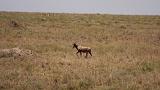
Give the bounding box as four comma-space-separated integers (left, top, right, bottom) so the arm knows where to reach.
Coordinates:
0, 12, 160, 90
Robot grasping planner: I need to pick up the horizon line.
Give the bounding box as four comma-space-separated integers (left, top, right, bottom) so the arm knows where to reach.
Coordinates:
0, 10, 160, 16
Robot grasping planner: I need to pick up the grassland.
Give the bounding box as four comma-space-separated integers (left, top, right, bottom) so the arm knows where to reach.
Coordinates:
0, 12, 160, 90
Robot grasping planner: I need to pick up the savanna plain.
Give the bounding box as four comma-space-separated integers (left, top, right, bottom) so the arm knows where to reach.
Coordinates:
0, 12, 160, 90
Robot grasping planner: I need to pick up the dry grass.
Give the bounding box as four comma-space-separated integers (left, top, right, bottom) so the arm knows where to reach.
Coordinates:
0, 12, 160, 90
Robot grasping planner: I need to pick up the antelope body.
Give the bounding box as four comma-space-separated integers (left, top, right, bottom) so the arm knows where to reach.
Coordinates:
73, 43, 92, 58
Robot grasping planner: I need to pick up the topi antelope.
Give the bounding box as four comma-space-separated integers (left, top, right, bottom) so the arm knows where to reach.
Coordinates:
73, 43, 92, 58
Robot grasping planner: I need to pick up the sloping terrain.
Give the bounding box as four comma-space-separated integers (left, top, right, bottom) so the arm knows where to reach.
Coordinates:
0, 12, 160, 90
